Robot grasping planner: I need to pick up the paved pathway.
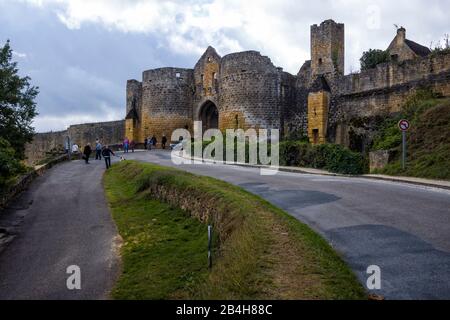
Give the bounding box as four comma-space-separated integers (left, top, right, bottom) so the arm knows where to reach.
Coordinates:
1, 150, 450, 299
0, 159, 120, 299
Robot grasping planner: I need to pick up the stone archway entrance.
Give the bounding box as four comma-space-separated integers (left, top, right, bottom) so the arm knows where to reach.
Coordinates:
199, 101, 219, 131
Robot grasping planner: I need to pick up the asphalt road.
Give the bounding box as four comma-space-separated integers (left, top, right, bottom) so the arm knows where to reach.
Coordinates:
127, 150, 450, 300
1, 150, 449, 299
0, 159, 120, 300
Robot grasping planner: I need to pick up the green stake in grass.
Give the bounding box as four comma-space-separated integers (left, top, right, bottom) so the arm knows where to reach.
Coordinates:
208, 225, 212, 269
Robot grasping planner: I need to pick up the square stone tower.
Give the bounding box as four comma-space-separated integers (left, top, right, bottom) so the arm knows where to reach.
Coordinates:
307, 76, 331, 144
311, 20, 345, 77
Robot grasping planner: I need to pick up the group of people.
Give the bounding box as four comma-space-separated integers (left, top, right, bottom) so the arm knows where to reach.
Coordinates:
71, 134, 169, 170
72, 139, 115, 169
144, 135, 168, 150
122, 137, 136, 153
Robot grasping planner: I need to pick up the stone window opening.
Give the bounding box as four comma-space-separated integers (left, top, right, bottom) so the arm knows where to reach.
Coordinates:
235, 114, 239, 128
318, 58, 323, 65
207, 57, 212, 62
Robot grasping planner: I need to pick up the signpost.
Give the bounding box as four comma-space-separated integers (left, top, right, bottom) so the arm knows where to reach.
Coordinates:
398, 119, 410, 170
207, 225, 212, 268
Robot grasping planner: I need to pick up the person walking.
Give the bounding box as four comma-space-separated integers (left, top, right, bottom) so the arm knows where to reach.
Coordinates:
102, 145, 115, 169
95, 139, 102, 160
123, 137, 129, 153
152, 135, 157, 149
130, 140, 135, 153
161, 135, 167, 149
83, 143, 92, 164
144, 137, 148, 151
72, 143, 79, 154
147, 136, 152, 150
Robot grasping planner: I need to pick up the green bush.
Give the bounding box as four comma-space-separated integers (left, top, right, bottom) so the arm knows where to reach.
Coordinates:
189, 133, 274, 164
370, 88, 450, 180
372, 89, 441, 152
0, 137, 26, 188
280, 141, 365, 175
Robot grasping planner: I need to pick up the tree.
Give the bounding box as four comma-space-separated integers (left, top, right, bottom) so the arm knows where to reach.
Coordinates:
0, 40, 38, 160
0, 137, 25, 187
360, 49, 390, 71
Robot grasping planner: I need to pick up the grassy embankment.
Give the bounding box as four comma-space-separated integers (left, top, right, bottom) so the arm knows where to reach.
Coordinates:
372, 91, 450, 180
104, 161, 366, 300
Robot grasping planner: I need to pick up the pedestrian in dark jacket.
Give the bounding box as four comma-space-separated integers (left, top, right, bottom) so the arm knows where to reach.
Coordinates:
83, 144, 92, 164
130, 140, 135, 153
152, 135, 157, 148
161, 135, 167, 149
144, 138, 148, 150
101, 146, 115, 169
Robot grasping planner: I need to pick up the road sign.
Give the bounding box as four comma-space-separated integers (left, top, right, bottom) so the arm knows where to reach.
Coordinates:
398, 119, 410, 132
398, 119, 410, 169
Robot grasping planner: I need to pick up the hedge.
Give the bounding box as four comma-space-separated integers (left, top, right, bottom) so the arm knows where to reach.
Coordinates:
280, 141, 365, 175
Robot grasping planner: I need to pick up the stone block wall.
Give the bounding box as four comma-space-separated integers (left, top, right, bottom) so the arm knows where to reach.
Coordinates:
327, 52, 450, 146
25, 120, 125, 165
311, 19, 345, 77
218, 51, 282, 131
141, 68, 194, 143
126, 79, 142, 115
67, 120, 125, 147
307, 91, 329, 144
24, 130, 68, 165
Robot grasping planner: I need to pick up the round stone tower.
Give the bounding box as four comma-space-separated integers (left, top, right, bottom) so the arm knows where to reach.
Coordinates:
219, 51, 281, 131
141, 67, 194, 144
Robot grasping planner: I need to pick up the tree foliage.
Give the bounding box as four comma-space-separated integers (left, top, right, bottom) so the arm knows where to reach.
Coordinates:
0, 40, 38, 160
360, 49, 390, 71
0, 137, 25, 187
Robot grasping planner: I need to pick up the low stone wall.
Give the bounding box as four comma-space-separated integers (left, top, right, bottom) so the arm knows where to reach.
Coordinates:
0, 154, 69, 210
25, 120, 125, 166
369, 150, 396, 172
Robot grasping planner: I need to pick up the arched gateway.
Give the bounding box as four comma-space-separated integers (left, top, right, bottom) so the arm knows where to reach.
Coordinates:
199, 100, 219, 132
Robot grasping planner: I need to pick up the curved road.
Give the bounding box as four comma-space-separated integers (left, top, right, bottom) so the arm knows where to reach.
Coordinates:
0, 150, 449, 299
131, 150, 450, 300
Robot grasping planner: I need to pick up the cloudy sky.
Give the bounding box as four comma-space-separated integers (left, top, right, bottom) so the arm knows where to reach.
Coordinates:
1, 0, 448, 132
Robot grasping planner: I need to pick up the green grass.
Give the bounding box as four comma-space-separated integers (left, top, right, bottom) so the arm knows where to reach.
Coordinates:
104, 170, 213, 299
372, 94, 450, 180
104, 161, 366, 300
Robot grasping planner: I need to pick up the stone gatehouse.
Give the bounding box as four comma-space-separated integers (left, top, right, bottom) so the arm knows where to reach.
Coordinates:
125, 19, 450, 148
26, 19, 450, 164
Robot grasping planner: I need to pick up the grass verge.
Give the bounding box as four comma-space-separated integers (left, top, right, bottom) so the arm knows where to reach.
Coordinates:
104, 161, 366, 299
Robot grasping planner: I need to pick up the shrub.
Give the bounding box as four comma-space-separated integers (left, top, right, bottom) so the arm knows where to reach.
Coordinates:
280, 141, 365, 175
0, 137, 26, 188
360, 49, 390, 71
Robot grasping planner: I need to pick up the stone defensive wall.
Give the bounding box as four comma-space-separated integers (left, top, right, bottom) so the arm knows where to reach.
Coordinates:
330, 52, 450, 144
218, 51, 283, 131
337, 52, 450, 118
25, 120, 125, 165
140, 67, 194, 142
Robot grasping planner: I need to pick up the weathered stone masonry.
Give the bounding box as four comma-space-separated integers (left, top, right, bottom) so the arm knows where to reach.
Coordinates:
127, 19, 450, 149
25, 120, 125, 165
27, 19, 450, 162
